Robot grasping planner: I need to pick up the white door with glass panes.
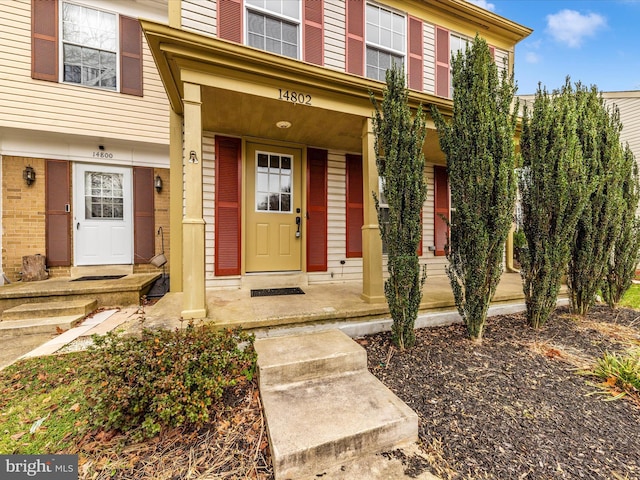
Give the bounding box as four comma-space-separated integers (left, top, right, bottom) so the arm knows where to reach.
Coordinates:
74, 164, 132, 265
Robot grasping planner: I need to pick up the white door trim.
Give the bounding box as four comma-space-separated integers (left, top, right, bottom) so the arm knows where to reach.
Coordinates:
73, 163, 133, 266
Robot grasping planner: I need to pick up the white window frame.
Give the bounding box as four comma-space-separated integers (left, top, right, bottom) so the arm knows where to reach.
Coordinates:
365, 2, 406, 82
59, 1, 120, 92
448, 32, 470, 98
245, 0, 302, 60
254, 150, 294, 214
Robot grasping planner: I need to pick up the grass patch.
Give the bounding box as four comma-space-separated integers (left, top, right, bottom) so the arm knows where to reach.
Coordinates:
587, 348, 640, 404
0, 352, 96, 454
619, 283, 640, 309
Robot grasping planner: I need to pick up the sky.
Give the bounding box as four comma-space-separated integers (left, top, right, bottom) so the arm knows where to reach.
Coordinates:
467, 0, 640, 94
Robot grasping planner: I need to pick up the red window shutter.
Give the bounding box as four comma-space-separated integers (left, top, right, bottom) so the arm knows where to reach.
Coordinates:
346, 154, 363, 258
435, 26, 450, 98
489, 45, 495, 60
304, 0, 324, 65
215, 136, 242, 276
218, 0, 242, 43
434, 166, 449, 256
408, 16, 423, 91
120, 16, 143, 96
45, 160, 70, 266
32, 0, 58, 82
307, 148, 328, 272
133, 167, 155, 263
346, 0, 364, 75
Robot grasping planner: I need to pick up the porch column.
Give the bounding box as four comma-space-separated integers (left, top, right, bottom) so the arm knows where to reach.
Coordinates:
181, 82, 207, 319
169, 108, 183, 292
360, 118, 385, 303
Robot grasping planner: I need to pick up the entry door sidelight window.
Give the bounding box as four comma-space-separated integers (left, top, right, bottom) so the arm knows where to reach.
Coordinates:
255, 152, 292, 212
85, 172, 124, 219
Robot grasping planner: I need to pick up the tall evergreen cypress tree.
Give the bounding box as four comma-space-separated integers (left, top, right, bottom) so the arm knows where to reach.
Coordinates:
371, 64, 428, 350
602, 144, 640, 308
568, 85, 626, 316
518, 80, 591, 328
432, 35, 517, 341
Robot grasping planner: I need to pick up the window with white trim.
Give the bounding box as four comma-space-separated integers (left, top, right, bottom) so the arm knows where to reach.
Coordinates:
365, 3, 405, 81
448, 33, 469, 98
378, 176, 390, 254
61, 2, 117, 90
246, 0, 300, 59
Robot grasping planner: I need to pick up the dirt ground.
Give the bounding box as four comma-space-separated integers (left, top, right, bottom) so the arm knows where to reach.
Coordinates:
363, 305, 640, 480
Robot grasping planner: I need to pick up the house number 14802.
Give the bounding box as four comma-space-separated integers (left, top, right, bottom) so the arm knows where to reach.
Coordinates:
278, 89, 312, 105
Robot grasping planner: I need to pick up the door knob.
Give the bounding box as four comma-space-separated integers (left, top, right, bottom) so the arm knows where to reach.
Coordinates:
295, 216, 301, 238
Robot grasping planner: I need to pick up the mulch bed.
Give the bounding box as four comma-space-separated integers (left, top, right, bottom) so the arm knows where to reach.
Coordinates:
72, 379, 273, 479
362, 305, 640, 480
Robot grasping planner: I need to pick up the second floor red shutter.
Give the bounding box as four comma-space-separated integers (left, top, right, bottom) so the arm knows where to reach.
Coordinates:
435, 26, 450, 98
218, 0, 242, 43
120, 16, 143, 97
408, 16, 423, 91
434, 166, 449, 256
307, 148, 328, 271
346, 0, 364, 76
304, 0, 324, 65
32, 0, 58, 82
346, 154, 363, 258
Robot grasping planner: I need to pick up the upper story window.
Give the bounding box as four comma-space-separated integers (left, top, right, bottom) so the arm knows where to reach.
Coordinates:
31, 0, 143, 96
246, 0, 301, 59
62, 2, 117, 90
365, 3, 405, 81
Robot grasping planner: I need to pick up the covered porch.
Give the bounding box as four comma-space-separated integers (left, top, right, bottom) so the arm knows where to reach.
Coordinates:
138, 272, 543, 336
142, 21, 454, 320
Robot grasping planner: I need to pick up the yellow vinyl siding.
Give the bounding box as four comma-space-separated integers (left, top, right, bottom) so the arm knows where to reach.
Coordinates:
0, 0, 169, 145
423, 21, 436, 96
182, 0, 217, 37
324, 0, 346, 72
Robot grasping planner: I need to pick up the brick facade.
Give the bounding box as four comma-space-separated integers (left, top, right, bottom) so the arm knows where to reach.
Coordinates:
2, 156, 170, 280
2, 156, 47, 281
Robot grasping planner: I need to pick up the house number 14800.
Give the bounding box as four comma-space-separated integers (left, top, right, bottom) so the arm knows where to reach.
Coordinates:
278, 89, 312, 105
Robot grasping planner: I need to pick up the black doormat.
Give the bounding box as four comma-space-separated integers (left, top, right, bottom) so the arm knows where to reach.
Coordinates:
250, 287, 305, 297
71, 275, 126, 282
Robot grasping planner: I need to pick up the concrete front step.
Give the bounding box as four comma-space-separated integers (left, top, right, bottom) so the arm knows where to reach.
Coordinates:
2, 299, 97, 321
256, 329, 367, 387
255, 330, 418, 480
0, 314, 86, 335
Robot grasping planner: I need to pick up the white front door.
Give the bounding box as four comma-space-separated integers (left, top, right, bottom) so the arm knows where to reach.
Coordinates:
74, 164, 133, 265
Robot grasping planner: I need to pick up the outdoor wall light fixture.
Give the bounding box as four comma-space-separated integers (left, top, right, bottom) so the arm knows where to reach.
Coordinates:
23, 165, 36, 186
189, 150, 198, 163
155, 175, 163, 193
276, 121, 292, 129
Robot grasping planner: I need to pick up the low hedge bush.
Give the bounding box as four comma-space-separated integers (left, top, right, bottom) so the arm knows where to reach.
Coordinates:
89, 324, 256, 441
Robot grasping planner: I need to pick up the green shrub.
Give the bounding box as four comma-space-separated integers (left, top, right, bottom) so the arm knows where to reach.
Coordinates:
89, 324, 256, 441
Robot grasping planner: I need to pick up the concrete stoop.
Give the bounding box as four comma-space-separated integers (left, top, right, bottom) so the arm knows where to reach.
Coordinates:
0, 299, 97, 335
255, 329, 419, 480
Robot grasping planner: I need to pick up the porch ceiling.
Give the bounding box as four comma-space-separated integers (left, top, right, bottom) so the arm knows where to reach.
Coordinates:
201, 87, 364, 153
142, 20, 450, 163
